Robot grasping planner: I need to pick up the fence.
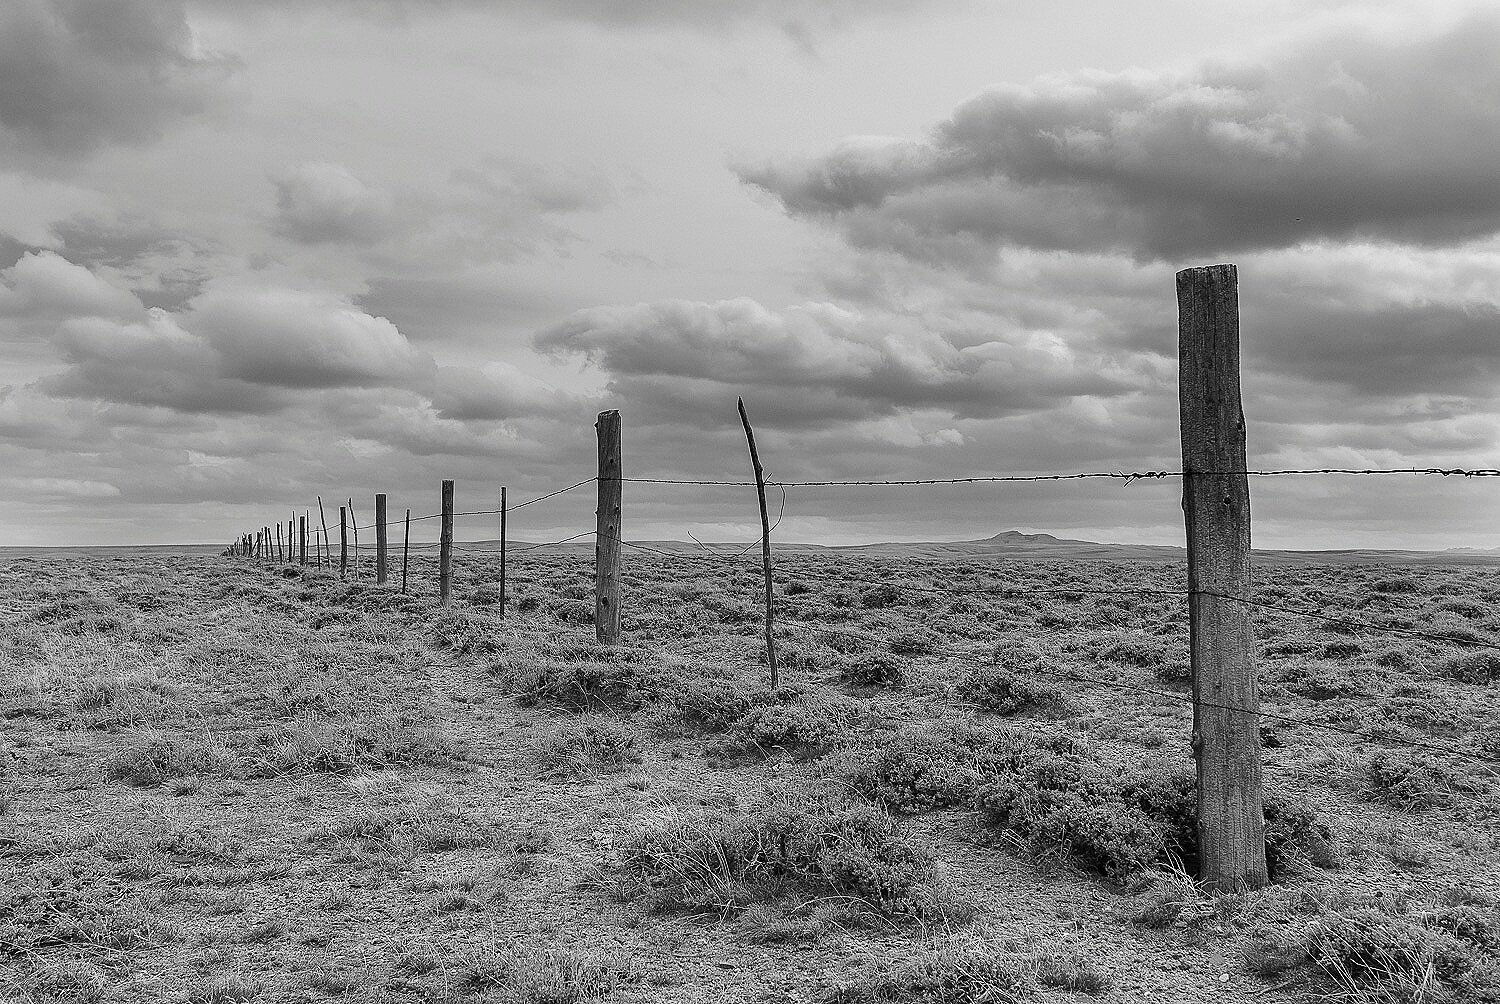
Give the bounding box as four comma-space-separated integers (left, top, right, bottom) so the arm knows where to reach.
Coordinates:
221, 263, 1500, 892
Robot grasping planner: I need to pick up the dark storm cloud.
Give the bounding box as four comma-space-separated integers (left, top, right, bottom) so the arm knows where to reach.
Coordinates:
535, 296, 1133, 428
0, 0, 235, 158
738, 14, 1500, 262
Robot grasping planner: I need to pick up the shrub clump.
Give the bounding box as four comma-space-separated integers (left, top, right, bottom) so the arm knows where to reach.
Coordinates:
535, 718, 642, 777
975, 749, 1333, 881
957, 655, 1066, 715
1362, 752, 1455, 811
711, 691, 867, 760
837, 651, 906, 688
1440, 650, 1500, 685
826, 722, 1024, 814
614, 789, 946, 919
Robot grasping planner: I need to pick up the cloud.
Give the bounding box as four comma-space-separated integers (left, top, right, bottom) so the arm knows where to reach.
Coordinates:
0, 0, 235, 158
536, 296, 1135, 428
269, 158, 616, 266
738, 12, 1500, 261
192, 287, 435, 390
430, 363, 582, 422
0, 252, 435, 413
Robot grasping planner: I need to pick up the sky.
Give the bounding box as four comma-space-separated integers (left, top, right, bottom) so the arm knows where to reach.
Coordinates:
1, 0, 1497, 550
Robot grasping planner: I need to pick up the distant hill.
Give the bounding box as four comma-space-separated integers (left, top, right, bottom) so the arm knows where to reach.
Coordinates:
4, 530, 1499, 566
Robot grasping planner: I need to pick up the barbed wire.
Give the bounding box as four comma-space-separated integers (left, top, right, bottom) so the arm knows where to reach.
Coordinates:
615, 467, 1500, 489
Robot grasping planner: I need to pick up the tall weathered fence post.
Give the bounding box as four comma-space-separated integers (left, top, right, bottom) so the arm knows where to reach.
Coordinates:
375, 493, 388, 585
339, 506, 348, 580
1177, 263, 1268, 891
499, 486, 507, 618
348, 498, 359, 577
595, 410, 622, 645
402, 508, 411, 595
299, 515, 307, 565
276, 523, 284, 562
289, 517, 295, 563
738, 399, 778, 689
318, 497, 330, 571
439, 480, 455, 605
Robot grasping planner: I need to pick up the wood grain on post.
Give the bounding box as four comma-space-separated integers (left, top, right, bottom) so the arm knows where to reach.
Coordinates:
299, 515, 307, 565
375, 493, 388, 585
499, 487, 507, 619
339, 506, 348, 580
738, 398, 778, 690
1177, 263, 1269, 891
439, 480, 455, 606
402, 508, 411, 595
594, 410, 622, 644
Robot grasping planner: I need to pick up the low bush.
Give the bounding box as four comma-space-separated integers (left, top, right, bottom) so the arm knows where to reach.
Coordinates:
957, 662, 1066, 715
859, 584, 900, 608
453, 941, 636, 1000
975, 748, 1332, 881
838, 651, 906, 688
1362, 752, 1454, 811
711, 691, 867, 760
535, 718, 642, 777
614, 789, 946, 919
826, 722, 1024, 814
1440, 650, 1500, 685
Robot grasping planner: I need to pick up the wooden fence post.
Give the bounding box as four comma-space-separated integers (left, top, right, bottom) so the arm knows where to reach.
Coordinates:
1177, 262, 1268, 891
276, 523, 283, 562
299, 515, 307, 565
499, 486, 507, 618
339, 506, 348, 580
348, 498, 360, 578
317, 497, 330, 571
439, 480, 455, 606
738, 399, 778, 690
288, 518, 294, 563
402, 508, 411, 595
376, 493, 388, 585
595, 410, 622, 644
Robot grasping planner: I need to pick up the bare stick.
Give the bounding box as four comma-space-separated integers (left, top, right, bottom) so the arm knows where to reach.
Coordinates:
499, 486, 507, 619
738, 398, 778, 690
402, 508, 411, 595
439, 480, 455, 606
376, 493, 388, 585
594, 410, 622, 644
1178, 262, 1268, 891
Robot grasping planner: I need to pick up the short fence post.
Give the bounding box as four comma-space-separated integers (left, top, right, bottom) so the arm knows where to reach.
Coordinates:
439, 480, 455, 606
738, 398, 778, 689
498, 486, 507, 618
339, 506, 348, 580
402, 508, 411, 595
299, 515, 307, 565
1177, 262, 1268, 891
376, 493, 388, 585
595, 410, 622, 644
276, 522, 283, 562
288, 518, 294, 563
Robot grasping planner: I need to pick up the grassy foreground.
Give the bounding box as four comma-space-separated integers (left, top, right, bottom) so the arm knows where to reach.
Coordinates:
1, 550, 1498, 1003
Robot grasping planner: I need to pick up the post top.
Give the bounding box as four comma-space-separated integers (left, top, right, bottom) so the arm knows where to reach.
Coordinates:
1175, 263, 1237, 280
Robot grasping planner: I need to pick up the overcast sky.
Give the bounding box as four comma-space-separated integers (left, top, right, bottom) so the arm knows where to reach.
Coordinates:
1, 0, 1497, 549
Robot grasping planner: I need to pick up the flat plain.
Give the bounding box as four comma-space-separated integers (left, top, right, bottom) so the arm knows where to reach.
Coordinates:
2, 550, 1498, 1004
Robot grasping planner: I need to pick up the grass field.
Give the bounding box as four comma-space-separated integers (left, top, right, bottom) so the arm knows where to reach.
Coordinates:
2, 551, 1498, 1003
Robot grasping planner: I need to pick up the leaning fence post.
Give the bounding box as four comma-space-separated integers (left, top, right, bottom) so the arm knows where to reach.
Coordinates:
402, 508, 411, 595
738, 399, 778, 689
276, 522, 283, 562
339, 506, 348, 580
376, 493, 388, 585
595, 410, 622, 644
439, 480, 455, 606
499, 486, 507, 618
1177, 262, 1268, 891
